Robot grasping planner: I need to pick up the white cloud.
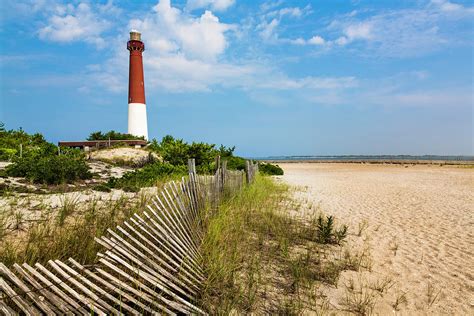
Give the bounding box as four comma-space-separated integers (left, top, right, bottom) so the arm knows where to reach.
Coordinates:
186, 0, 235, 12
144, 55, 256, 92
344, 21, 373, 41
259, 0, 284, 13
326, 1, 473, 56
308, 35, 325, 45
431, 0, 463, 12
290, 38, 306, 45
257, 18, 279, 41
129, 0, 235, 61
289, 35, 325, 46
84, 0, 246, 93
38, 2, 117, 48
335, 36, 348, 46
257, 5, 311, 43
277, 7, 303, 18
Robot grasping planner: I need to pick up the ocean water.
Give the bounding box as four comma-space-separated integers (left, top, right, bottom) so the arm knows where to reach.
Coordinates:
253, 155, 474, 161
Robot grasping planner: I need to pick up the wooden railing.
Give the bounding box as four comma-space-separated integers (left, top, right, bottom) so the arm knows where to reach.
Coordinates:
0, 158, 259, 315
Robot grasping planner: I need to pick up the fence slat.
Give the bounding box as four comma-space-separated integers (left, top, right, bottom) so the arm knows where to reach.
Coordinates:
13, 263, 73, 314
0, 276, 41, 316
0, 263, 55, 314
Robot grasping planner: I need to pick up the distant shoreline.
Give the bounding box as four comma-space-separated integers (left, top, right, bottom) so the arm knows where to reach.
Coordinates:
256, 159, 474, 165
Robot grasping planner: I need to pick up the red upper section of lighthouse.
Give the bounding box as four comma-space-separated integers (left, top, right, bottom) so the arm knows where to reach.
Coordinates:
128, 38, 146, 104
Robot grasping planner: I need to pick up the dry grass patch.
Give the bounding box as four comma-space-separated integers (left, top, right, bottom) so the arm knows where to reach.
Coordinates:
0, 189, 155, 267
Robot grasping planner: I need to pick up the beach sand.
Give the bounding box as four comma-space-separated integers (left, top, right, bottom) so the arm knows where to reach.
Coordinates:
279, 163, 473, 315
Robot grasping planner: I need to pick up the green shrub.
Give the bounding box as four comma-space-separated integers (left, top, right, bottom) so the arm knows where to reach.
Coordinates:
259, 162, 284, 175
87, 130, 145, 141
0, 183, 8, 196
6, 154, 92, 185
108, 161, 187, 189
0, 123, 52, 161
0, 148, 17, 161
92, 184, 112, 192
315, 215, 347, 244
225, 156, 246, 171
149, 135, 245, 173
150, 135, 193, 166
122, 185, 140, 192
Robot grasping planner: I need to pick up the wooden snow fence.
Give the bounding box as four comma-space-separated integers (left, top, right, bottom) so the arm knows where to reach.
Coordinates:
0, 158, 259, 315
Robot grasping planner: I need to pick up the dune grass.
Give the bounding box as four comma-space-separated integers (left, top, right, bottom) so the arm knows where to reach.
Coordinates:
199, 175, 354, 314
0, 190, 154, 267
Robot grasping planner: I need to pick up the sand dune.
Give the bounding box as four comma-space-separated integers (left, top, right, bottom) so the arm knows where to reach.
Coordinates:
279, 163, 473, 315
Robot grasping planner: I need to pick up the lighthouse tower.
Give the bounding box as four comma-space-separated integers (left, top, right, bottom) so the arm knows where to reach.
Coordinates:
127, 30, 148, 140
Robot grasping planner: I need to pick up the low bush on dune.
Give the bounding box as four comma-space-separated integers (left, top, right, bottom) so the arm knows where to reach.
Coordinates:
149, 135, 222, 173
149, 135, 283, 174
226, 155, 247, 170
92, 184, 111, 192
0, 148, 17, 161
107, 161, 187, 190
97, 134, 285, 191
1, 123, 92, 185
87, 130, 145, 141
6, 152, 92, 185
0, 122, 51, 161
259, 162, 284, 175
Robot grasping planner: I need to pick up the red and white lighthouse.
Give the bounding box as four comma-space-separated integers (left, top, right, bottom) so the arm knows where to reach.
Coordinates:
127, 30, 148, 140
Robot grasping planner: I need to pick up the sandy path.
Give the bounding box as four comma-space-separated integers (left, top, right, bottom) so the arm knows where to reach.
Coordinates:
279, 163, 473, 315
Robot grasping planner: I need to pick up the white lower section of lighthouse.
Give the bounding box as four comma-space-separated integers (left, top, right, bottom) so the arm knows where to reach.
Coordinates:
128, 103, 148, 140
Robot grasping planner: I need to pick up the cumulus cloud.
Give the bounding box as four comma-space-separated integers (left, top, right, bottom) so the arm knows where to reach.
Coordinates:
186, 0, 235, 12
332, 21, 373, 46
144, 55, 257, 92
344, 21, 373, 41
129, 0, 234, 61
308, 35, 325, 45
85, 0, 247, 93
38, 2, 117, 48
289, 35, 325, 46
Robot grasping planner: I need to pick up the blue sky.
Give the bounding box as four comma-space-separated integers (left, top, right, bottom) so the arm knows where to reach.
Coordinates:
0, 0, 473, 156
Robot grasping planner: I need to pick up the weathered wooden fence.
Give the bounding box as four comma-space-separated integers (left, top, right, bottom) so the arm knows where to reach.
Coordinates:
0, 158, 259, 315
